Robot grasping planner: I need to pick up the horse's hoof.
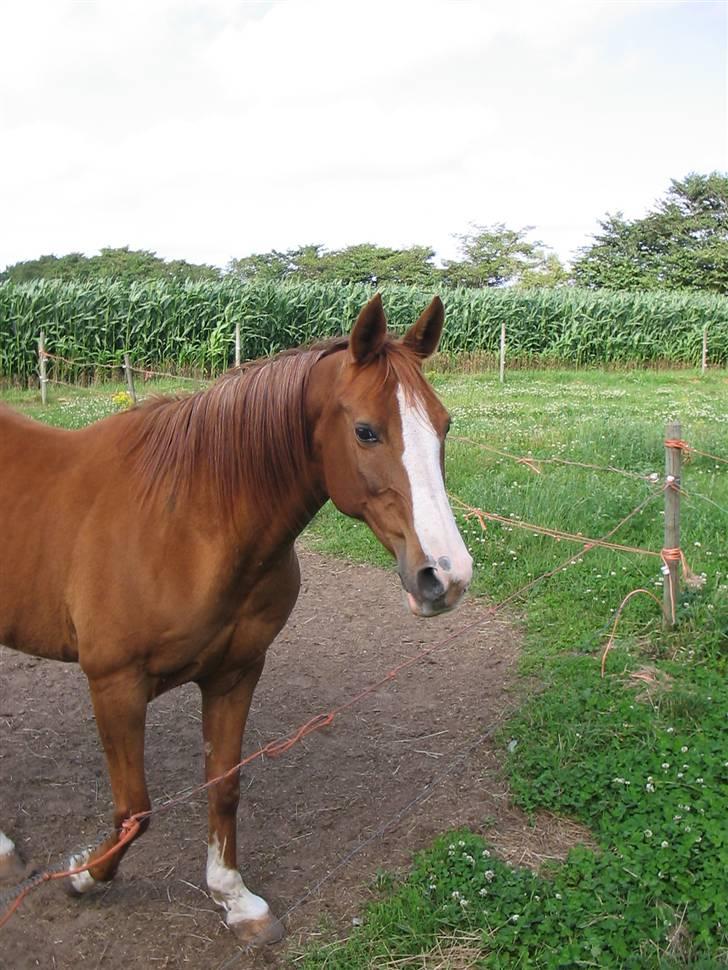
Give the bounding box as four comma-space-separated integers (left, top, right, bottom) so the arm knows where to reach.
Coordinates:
0, 849, 25, 887
64, 850, 98, 896
229, 913, 285, 947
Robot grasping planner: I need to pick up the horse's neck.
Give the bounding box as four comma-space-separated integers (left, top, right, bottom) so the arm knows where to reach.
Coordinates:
229, 351, 339, 553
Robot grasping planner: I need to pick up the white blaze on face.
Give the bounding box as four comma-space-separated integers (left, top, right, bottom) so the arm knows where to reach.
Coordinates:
206, 836, 271, 925
396, 385, 473, 597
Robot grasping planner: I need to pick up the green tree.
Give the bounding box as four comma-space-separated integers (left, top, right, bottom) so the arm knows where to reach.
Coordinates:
87, 247, 220, 282
227, 243, 440, 286
572, 172, 728, 293
226, 250, 293, 282
314, 243, 439, 285
518, 252, 570, 289
0, 252, 91, 282
1, 247, 221, 283
442, 223, 564, 288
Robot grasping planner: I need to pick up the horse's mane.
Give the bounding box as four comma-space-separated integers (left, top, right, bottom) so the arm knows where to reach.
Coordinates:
126, 335, 429, 521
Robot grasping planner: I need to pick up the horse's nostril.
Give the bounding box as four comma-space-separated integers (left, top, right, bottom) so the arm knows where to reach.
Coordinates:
416, 566, 445, 603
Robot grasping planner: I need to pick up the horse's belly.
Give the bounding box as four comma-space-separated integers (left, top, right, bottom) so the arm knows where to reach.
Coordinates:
0, 625, 78, 662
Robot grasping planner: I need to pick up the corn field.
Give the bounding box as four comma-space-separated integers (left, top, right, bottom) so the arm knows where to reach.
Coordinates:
1, 279, 726, 382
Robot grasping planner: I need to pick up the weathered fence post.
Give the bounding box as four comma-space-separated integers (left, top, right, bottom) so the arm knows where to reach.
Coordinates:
663, 420, 682, 628
499, 321, 506, 384
38, 331, 48, 406
701, 325, 708, 375
235, 320, 241, 367
123, 353, 137, 405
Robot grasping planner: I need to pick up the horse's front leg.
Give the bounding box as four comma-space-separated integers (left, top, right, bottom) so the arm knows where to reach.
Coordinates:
200, 660, 283, 945
68, 670, 151, 892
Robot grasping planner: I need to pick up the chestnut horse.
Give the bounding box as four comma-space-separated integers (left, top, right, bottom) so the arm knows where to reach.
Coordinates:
0, 295, 472, 944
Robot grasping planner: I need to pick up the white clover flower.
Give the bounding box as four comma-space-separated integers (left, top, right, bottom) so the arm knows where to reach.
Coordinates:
646, 782, 655, 792
479, 887, 489, 896
644, 830, 653, 838
696, 777, 704, 784
661, 841, 669, 849
555, 893, 562, 899
661, 763, 670, 770
459, 898, 469, 909
509, 914, 520, 923
680, 746, 688, 753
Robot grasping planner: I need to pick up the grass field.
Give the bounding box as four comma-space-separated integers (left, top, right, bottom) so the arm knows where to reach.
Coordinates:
2, 367, 727, 968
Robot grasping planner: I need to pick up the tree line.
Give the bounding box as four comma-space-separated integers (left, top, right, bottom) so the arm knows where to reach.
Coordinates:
3, 173, 726, 294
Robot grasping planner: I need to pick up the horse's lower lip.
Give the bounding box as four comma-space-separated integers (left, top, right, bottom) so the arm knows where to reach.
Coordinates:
405, 591, 454, 618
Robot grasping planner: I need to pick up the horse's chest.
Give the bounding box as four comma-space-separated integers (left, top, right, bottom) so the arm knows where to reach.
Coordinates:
145, 553, 301, 684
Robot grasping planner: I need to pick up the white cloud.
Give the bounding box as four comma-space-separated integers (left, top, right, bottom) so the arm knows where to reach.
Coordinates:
1, 0, 724, 270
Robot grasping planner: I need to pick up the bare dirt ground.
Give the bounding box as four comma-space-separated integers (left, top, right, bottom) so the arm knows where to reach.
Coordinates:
0, 550, 591, 970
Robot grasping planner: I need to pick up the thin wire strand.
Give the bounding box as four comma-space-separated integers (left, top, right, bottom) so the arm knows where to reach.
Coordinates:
449, 493, 664, 559
451, 435, 656, 482
215, 716, 509, 969
39, 349, 206, 384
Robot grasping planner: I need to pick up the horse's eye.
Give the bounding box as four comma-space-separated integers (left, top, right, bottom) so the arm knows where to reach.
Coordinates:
355, 425, 378, 444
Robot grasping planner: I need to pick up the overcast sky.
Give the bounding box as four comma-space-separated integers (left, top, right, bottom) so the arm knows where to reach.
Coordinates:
1, 0, 726, 271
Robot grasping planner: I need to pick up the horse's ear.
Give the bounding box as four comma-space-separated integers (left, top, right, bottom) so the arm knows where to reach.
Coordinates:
349, 294, 388, 363
402, 296, 444, 360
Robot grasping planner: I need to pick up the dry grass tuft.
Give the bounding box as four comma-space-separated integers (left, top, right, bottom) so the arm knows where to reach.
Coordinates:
628, 664, 674, 702
378, 933, 485, 969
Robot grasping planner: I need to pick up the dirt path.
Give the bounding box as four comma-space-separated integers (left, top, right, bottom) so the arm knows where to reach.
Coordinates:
0, 550, 588, 970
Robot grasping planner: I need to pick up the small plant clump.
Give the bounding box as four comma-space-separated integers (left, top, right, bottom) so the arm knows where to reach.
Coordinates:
111, 390, 133, 410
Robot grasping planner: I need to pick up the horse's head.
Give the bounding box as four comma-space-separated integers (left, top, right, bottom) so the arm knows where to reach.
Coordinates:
313, 295, 473, 617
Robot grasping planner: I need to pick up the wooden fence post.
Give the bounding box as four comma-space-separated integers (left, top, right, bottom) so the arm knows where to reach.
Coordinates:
235, 320, 241, 367
38, 331, 48, 406
123, 353, 137, 405
701, 326, 708, 375
499, 321, 506, 384
663, 420, 682, 628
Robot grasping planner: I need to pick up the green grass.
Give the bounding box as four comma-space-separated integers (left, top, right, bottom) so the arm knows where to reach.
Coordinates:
3, 368, 727, 967
302, 367, 728, 968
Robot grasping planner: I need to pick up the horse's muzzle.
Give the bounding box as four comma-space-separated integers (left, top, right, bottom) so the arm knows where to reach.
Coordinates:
399, 558, 472, 617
